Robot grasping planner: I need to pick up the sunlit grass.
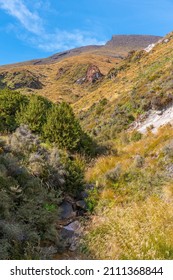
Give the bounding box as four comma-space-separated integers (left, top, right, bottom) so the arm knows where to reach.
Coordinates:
83, 197, 173, 259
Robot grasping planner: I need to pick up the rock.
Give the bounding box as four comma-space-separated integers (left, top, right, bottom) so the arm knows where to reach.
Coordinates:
40, 246, 58, 259
60, 228, 75, 239
84, 183, 95, 190
64, 221, 82, 234
79, 190, 88, 199
156, 110, 163, 116
60, 221, 82, 251
86, 65, 103, 83
59, 201, 76, 220
69, 236, 79, 252
75, 65, 103, 85
76, 77, 86, 84
144, 43, 155, 53
76, 200, 87, 210
134, 155, 145, 168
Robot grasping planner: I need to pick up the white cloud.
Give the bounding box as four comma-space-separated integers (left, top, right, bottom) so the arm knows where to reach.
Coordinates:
0, 0, 43, 35
37, 30, 105, 52
0, 0, 104, 52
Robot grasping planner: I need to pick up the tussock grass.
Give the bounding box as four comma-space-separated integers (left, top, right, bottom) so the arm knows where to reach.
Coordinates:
83, 125, 173, 259
83, 197, 173, 259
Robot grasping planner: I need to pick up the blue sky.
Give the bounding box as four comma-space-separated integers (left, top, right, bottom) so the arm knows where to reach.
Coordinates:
0, 0, 173, 65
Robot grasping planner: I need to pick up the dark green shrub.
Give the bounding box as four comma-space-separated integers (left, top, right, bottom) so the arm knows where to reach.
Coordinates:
95, 98, 108, 115
43, 102, 83, 151
0, 88, 28, 132
86, 186, 99, 213
63, 155, 85, 196
16, 95, 52, 134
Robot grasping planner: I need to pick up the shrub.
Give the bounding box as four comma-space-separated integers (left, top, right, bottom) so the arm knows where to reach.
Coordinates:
16, 95, 52, 134
105, 164, 121, 182
62, 154, 85, 196
95, 98, 108, 115
43, 102, 84, 152
0, 88, 28, 132
86, 185, 99, 213
130, 130, 142, 142
0, 131, 64, 259
134, 155, 145, 168
8, 125, 40, 155
162, 140, 173, 158
8, 126, 66, 189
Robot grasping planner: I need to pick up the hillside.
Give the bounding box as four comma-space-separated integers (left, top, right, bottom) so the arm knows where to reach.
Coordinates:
1, 32, 173, 260
0, 35, 161, 105
75, 32, 173, 139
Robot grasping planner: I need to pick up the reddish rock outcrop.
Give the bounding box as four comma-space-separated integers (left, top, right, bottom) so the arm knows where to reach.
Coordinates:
85, 65, 103, 83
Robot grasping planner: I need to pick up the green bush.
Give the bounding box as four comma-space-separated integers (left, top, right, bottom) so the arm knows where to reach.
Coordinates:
43, 102, 84, 151
62, 154, 85, 196
0, 88, 28, 132
130, 130, 142, 142
16, 95, 52, 134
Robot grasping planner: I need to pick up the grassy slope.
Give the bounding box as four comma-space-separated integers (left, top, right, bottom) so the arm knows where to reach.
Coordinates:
80, 33, 173, 259
76, 32, 173, 137
83, 125, 173, 259
0, 54, 120, 104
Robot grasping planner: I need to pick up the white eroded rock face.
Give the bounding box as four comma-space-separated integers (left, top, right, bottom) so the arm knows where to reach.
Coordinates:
136, 105, 173, 133
144, 37, 169, 53
144, 43, 156, 53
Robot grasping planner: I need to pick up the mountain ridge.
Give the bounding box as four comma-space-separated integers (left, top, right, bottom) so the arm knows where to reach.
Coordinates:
1, 34, 162, 67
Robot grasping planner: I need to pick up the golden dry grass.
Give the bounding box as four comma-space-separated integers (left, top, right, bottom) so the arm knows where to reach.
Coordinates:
83, 123, 173, 259
83, 197, 173, 259
0, 53, 120, 105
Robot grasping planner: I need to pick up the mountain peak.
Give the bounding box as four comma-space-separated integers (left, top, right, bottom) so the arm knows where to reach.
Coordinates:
105, 34, 162, 50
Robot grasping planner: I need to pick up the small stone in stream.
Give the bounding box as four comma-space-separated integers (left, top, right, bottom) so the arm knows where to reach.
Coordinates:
63, 221, 82, 252
59, 201, 76, 220
40, 246, 58, 259
60, 221, 82, 250
60, 228, 74, 239
79, 191, 88, 199
69, 236, 79, 252
76, 200, 87, 210
84, 183, 95, 190
64, 221, 82, 234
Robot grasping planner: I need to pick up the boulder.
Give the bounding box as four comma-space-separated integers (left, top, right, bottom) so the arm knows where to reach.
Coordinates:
40, 246, 58, 259
76, 200, 87, 210
64, 221, 82, 234
85, 65, 103, 83
59, 201, 76, 220
60, 228, 75, 239
60, 221, 82, 251
79, 190, 88, 199
84, 183, 95, 190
